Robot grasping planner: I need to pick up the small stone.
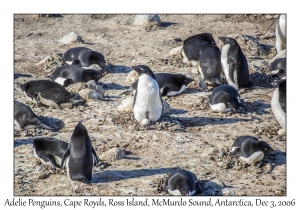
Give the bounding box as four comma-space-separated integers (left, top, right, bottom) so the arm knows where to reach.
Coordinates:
100, 148, 126, 163
58, 32, 82, 44
77, 88, 103, 100
132, 14, 161, 26
117, 96, 134, 113
162, 100, 171, 114
125, 70, 139, 85
169, 46, 183, 56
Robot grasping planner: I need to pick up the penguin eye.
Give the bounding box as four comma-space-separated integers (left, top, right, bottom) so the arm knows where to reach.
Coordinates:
265, 148, 268, 150
94, 74, 96, 77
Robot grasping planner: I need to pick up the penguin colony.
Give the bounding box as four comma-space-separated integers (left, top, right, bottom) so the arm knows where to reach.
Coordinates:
14, 14, 286, 195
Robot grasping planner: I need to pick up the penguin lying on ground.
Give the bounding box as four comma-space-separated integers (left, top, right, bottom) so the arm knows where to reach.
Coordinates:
33, 138, 68, 168
62, 47, 110, 71
122, 73, 194, 97
49, 65, 103, 87
230, 136, 274, 165
165, 169, 200, 196
14, 100, 54, 131
219, 37, 251, 90
61, 122, 99, 183
20, 80, 73, 109
132, 65, 163, 126
209, 85, 241, 113
269, 57, 286, 79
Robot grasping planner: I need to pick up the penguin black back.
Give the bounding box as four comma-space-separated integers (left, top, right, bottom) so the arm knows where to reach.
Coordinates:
32, 138, 68, 168
165, 169, 199, 196
20, 80, 73, 109
61, 122, 98, 183
182, 33, 216, 62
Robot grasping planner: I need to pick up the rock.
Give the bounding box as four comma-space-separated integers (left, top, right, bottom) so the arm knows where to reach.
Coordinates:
278, 129, 286, 136
84, 81, 105, 95
169, 46, 183, 56
77, 88, 104, 100
66, 82, 85, 93
100, 148, 126, 163
132, 15, 161, 26
191, 67, 199, 74
249, 60, 269, 72
58, 32, 82, 44
240, 35, 268, 56
124, 70, 139, 85
117, 96, 134, 113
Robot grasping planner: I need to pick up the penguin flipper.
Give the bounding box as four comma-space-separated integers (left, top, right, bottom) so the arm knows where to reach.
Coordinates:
228, 59, 237, 84
92, 146, 99, 165
61, 147, 70, 169
48, 154, 61, 168
161, 86, 170, 97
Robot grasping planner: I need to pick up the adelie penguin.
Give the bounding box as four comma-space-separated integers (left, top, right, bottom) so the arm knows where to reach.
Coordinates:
62, 47, 110, 71
219, 37, 251, 90
271, 78, 286, 134
61, 122, 99, 183
230, 136, 274, 165
14, 101, 54, 131
165, 169, 200, 196
20, 80, 73, 109
181, 33, 216, 66
209, 85, 241, 113
32, 138, 69, 168
122, 73, 194, 97
49, 65, 103, 87
269, 57, 286, 79
132, 65, 163, 126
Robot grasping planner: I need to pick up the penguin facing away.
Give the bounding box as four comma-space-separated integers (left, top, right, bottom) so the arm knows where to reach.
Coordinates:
122, 73, 194, 97
219, 36, 251, 90
198, 44, 223, 88
32, 138, 68, 168
20, 80, 73, 109
275, 14, 286, 53
62, 47, 108, 70
230, 136, 274, 165
165, 169, 200, 196
14, 100, 54, 131
132, 65, 163, 125
61, 122, 99, 183
209, 85, 241, 113
50, 65, 103, 87
181, 33, 216, 66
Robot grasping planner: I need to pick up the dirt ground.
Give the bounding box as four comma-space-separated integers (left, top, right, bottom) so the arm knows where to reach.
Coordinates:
13, 14, 286, 196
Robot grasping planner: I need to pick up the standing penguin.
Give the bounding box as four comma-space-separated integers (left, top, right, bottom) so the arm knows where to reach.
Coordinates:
275, 14, 286, 53
20, 80, 73, 109
198, 44, 223, 89
122, 73, 194, 97
62, 47, 109, 70
61, 122, 99, 183
181, 33, 216, 66
209, 85, 241, 113
132, 65, 162, 125
165, 169, 200, 196
50, 65, 103, 87
14, 100, 54, 131
32, 138, 68, 168
230, 136, 274, 165
271, 79, 286, 133
219, 37, 251, 90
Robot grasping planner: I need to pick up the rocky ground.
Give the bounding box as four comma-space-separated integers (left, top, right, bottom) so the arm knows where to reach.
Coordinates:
14, 14, 286, 196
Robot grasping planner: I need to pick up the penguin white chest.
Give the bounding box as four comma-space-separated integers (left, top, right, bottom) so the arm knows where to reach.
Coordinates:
221, 44, 237, 89
133, 74, 162, 124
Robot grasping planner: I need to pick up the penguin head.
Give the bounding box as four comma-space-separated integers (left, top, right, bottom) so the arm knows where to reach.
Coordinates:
214, 92, 238, 113
84, 69, 103, 82
183, 76, 194, 86
256, 141, 275, 154
199, 32, 216, 45
71, 60, 82, 66
72, 122, 88, 140
269, 58, 286, 79
131, 65, 156, 80
218, 37, 238, 46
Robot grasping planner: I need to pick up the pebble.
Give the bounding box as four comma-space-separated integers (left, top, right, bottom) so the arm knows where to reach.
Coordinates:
58, 31, 83, 44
